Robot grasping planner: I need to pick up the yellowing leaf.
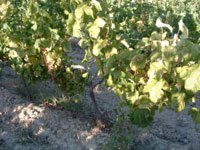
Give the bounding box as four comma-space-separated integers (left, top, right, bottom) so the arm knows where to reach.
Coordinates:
185, 66, 200, 93
120, 39, 130, 48
178, 19, 189, 39
66, 13, 75, 34
73, 21, 82, 37
143, 79, 166, 103
31, 21, 37, 31
92, 47, 100, 56
92, 0, 102, 11
75, 6, 84, 20
8, 41, 17, 48
0, 2, 10, 19
110, 47, 118, 55
126, 90, 139, 104
107, 74, 113, 86
92, 39, 108, 56
176, 64, 200, 93
8, 50, 18, 58
143, 79, 156, 93
105, 47, 118, 58
84, 5, 94, 18
88, 25, 100, 39
82, 72, 88, 78
149, 84, 164, 103
148, 60, 166, 79
49, 28, 60, 40
155, 17, 173, 33
94, 17, 106, 28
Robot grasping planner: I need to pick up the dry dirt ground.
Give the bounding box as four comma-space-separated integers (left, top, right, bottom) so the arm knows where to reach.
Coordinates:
0, 66, 112, 150
0, 42, 200, 150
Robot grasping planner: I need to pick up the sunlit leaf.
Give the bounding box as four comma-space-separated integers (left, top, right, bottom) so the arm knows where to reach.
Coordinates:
178, 19, 189, 39
107, 74, 113, 86
92, 0, 102, 11
75, 6, 84, 20
155, 17, 173, 33
94, 17, 106, 28
185, 66, 200, 93
73, 21, 82, 37
143, 79, 167, 103
126, 90, 139, 104
88, 25, 100, 39
84, 5, 94, 18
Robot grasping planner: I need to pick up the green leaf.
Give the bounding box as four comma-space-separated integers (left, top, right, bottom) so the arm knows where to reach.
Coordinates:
172, 93, 186, 112
129, 107, 155, 127
189, 107, 200, 123
130, 54, 145, 71
138, 96, 152, 109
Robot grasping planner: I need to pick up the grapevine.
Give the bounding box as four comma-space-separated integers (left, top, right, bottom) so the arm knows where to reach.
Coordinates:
0, 0, 200, 127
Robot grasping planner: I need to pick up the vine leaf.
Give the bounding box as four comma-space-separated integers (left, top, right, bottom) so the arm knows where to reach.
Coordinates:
92, 39, 108, 56
172, 93, 186, 112
95, 17, 106, 28
177, 64, 200, 93
185, 67, 200, 93
88, 25, 100, 39
92, 0, 102, 11
178, 19, 189, 39
84, 5, 94, 18
143, 79, 166, 103
107, 74, 113, 86
155, 17, 173, 33
189, 107, 200, 123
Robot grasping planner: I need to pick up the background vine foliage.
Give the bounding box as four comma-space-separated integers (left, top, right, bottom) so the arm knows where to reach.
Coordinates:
0, 0, 200, 127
